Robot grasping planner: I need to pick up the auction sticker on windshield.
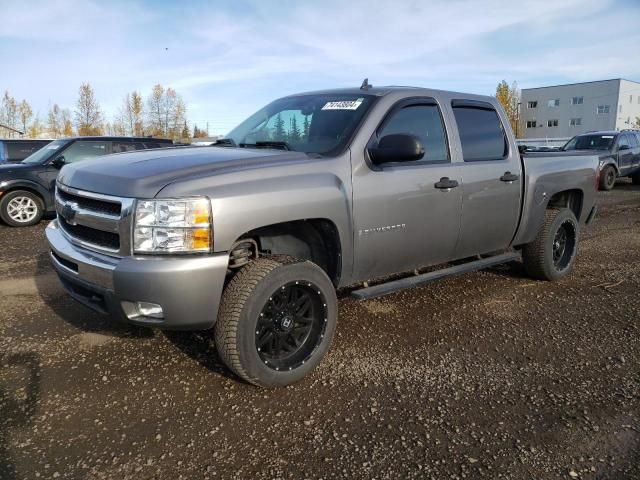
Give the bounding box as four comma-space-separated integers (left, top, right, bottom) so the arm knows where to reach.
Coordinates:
322, 98, 364, 110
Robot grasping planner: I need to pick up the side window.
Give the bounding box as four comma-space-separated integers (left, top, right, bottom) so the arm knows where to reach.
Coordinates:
627, 133, 639, 148
377, 104, 448, 163
60, 141, 108, 163
617, 135, 630, 150
113, 141, 146, 153
452, 106, 508, 161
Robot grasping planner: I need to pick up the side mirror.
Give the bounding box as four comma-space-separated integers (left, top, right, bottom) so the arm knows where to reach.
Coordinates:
368, 134, 425, 165
618, 144, 630, 151
51, 156, 66, 169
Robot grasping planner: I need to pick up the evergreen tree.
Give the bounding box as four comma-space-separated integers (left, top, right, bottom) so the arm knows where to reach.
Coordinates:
302, 115, 310, 140
289, 116, 301, 142
272, 113, 286, 141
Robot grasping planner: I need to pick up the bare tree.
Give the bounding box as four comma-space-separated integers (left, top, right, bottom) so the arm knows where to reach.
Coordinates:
47, 103, 62, 138
1, 91, 19, 137
61, 109, 74, 137
27, 116, 44, 138
18, 100, 33, 134
75, 82, 103, 136
146, 84, 187, 140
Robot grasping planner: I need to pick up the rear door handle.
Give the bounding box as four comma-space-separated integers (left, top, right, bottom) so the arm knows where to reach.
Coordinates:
434, 177, 459, 190
500, 171, 519, 182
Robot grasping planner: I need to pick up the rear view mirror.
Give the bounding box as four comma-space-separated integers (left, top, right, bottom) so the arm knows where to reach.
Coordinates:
618, 144, 630, 151
51, 156, 66, 169
368, 134, 425, 164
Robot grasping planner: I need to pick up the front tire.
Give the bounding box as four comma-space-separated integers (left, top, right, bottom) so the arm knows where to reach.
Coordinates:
215, 256, 337, 387
523, 208, 579, 281
0, 190, 44, 227
632, 172, 640, 185
599, 165, 616, 191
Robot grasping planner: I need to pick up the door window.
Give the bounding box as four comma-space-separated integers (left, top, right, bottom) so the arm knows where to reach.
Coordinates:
60, 141, 108, 163
627, 133, 639, 148
377, 104, 449, 163
452, 106, 508, 161
617, 135, 630, 150
113, 141, 146, 152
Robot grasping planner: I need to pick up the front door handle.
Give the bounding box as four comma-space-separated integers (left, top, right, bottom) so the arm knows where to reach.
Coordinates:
500, 171, 519, 182
434, 177, 459, 190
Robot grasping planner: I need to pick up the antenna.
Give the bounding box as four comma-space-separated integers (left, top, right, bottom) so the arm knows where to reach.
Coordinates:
360, 78, 372, 91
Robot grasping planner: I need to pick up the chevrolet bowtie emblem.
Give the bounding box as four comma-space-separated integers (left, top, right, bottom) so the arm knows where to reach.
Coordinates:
60, 201, 79, 225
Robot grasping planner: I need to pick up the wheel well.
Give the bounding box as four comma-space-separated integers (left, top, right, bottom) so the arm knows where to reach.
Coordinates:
1, 186, 46, 206
234, 219, 342, 286
547, 189, 583, 220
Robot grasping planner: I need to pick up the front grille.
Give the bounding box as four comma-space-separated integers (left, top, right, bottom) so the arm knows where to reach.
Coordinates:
59, 217, 120, 250
56, 183, 134, 256
57, 188, 121, 216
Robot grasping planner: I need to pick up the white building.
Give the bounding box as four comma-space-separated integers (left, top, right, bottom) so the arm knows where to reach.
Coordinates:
520, 79, 640, 139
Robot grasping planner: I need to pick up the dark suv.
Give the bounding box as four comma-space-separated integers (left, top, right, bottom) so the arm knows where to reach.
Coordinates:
0, 136, 174, 227
0, 139, 52, 164
562, 130, 640, 190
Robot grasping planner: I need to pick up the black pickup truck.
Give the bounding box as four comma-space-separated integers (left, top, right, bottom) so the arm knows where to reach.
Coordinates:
0, 136, 173, 227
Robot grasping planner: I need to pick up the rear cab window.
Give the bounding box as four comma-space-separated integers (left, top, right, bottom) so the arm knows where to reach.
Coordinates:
451, 101, 508, 161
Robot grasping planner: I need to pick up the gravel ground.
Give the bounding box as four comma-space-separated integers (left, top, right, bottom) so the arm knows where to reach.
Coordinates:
1, 180, 639, 480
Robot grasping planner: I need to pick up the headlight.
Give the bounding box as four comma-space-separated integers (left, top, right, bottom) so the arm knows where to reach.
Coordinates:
133, 197, 212, 253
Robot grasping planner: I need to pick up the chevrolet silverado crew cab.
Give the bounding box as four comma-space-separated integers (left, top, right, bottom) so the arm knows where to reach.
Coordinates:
0, 136, 174, 226
46, 85, 599, 387
562, 129, 640, 190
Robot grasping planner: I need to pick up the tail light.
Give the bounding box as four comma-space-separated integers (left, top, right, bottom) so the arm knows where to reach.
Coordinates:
595, 168, 600, 191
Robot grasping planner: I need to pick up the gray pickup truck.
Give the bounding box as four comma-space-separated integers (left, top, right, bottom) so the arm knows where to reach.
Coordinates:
46, 85, 599, 387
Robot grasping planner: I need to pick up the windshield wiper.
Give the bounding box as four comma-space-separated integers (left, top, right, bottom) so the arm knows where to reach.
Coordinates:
239, 141, 293, 151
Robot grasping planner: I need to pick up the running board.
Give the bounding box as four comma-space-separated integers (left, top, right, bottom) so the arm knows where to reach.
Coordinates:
351, 251, 521, 300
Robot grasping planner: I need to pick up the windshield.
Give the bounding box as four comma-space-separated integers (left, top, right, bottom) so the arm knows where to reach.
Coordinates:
225, 93, 375, 156
563, 134, 616, 151
21, 139, 69, 164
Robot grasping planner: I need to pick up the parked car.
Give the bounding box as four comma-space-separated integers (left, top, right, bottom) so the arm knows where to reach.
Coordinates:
46, 85, 599, 387
0, 136, 174, 226
562, 130, 640, 190
0, 139, 52, 164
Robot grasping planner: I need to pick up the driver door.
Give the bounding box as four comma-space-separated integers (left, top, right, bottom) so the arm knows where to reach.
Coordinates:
351, 99, 462, 281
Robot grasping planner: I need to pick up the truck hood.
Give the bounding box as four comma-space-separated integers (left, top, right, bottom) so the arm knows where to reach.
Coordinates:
57, 146, 313, 198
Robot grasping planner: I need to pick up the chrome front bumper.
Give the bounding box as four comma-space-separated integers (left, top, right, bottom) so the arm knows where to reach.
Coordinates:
46, 220, 229, 330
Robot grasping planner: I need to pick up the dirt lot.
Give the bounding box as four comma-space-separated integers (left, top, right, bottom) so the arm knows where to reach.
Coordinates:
1, 181, 639, 480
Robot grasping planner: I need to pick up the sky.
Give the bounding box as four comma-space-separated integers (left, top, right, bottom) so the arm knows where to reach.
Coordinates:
1, 0, 639, 135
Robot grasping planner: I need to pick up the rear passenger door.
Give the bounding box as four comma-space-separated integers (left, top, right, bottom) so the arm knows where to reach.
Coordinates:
450, 101, 521, 258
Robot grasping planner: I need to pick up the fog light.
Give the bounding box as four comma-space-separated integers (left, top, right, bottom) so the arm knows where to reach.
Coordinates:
136, 302, 164, 318
122, 301, 164, 319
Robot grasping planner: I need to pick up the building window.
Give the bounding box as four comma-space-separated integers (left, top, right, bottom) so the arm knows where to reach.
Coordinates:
630, 95, 633, 104
597, 105, 610, 114
527, 101, 537, 109
547, 119, 559, 127
619, 105, 623, 113
547, 99, 560, 107
571, 96, 584, 105
526, 120, 537, 128
570, 118, 582, 126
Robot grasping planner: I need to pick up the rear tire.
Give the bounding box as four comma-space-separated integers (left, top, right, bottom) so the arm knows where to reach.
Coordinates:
632, 172, 640, 185
214, 256, 337, 388
523, 208, 579, 281
599, 165, 616, 190
0, 190, 44, 227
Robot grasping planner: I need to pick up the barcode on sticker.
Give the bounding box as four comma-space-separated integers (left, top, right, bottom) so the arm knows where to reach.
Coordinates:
322, 98, 364, 110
